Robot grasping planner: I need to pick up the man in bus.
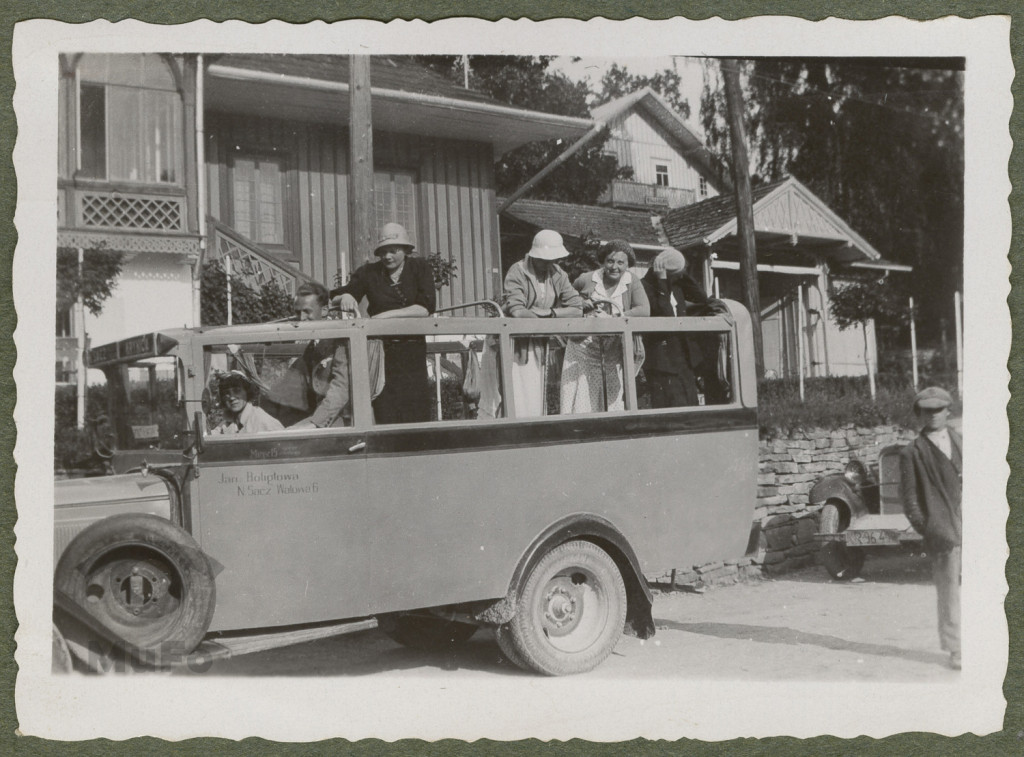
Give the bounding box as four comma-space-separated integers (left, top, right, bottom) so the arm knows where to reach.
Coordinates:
288, 282, 352, 429
899, 386, 962, 670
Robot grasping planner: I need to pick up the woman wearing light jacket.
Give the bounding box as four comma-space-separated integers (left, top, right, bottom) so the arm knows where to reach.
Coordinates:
501, 229, 583, 416
561, 239, 650, 413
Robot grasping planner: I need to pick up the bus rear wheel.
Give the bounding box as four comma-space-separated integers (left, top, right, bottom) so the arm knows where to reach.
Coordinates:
378, 614, 477, 651
499, 540, 626, 676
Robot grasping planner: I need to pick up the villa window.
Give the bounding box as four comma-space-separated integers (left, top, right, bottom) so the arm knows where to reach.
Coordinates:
374, 170, 419, 245
699, 176, 709, 198
232, 154, 286, 246
654, 164, 670, 187
77, 54, 183, 185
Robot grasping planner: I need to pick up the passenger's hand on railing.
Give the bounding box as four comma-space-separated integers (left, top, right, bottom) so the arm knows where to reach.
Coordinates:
512, 309, 540, 318
332, 293, 361, 316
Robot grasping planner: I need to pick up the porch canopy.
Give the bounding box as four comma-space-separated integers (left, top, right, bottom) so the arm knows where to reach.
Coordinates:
661, 176, 911, 294
205, 55, 595, 157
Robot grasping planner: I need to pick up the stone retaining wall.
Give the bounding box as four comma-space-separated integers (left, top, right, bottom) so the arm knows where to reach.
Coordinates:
652, 424, 916, 591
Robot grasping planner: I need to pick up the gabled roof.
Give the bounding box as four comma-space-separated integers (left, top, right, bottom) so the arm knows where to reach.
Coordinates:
205, 55, 594, 156
662, 176, 892, 266
214, 55, 501, 106
592, 87, 732, 192
662, 180, 785, 249
500, 198, 665, 248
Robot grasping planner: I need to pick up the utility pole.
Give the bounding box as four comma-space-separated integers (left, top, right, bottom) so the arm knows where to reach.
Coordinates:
349, 55, 375, 263
722, 58, 764, 378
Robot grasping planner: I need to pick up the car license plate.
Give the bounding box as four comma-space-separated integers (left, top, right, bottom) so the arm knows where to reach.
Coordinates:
845, 529, 901, 547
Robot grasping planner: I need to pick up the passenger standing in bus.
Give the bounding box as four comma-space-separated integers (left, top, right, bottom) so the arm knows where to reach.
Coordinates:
331, 223, 436, 424
640, 248, 701, 407
562, 239, 649, 413
289, 282, 353, 429
572, 239, 650, 318
502, 229, 584, 416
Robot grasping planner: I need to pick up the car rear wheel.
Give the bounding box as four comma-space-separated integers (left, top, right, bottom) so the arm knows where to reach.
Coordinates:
379, 614, 478, 650
54, 514, 216, 664
498, 540, 626, 676
819, 503, 865, 581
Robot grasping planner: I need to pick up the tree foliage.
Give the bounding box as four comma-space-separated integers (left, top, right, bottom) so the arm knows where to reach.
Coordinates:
700, 59, 963, 338
830, 276, 908, 331
56, 246, 125, 316
200, 262, 294, 326
412, 55, 629, 203
593, 62, 691, 119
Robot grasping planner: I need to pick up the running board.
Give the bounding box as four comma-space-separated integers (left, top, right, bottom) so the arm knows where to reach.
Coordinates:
190, 618, 378, 663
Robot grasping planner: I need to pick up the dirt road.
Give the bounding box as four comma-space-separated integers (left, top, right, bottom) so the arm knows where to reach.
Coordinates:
189, 549, 955, 681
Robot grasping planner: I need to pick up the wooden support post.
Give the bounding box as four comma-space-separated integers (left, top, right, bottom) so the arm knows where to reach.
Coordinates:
76, 248, 86, 428
349, 56, 375, 263
722, 59, 764, 378
909, 296, 919, 390
954, 290, 963, 397
797, 283, 805, 403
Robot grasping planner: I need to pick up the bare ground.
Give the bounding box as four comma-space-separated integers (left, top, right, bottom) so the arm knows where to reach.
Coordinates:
185, 549, 955, 681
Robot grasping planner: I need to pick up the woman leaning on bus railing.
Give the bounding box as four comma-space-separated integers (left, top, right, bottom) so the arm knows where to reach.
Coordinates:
501, 229, 584, 417
561, 239, 650, 413
330, 223, 436, 424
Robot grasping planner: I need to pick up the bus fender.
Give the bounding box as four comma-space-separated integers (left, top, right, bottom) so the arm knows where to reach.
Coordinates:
501, 513, 655, 640
808, 475, 867, 519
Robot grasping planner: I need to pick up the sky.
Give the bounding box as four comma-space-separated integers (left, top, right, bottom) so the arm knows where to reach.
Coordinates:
550, 55, 707, 120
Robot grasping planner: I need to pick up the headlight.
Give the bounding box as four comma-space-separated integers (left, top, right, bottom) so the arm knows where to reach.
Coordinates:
844, 460, 868, 486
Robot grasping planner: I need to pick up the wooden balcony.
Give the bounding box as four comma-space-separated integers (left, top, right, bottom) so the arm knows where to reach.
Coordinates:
57, 181, 201, 256
601, 180, 696, 210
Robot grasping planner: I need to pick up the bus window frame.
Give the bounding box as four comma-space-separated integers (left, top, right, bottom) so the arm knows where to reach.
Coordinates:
188, 313, 749, 438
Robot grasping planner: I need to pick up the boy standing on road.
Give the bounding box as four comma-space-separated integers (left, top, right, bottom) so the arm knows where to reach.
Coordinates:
899, 386, 962, 670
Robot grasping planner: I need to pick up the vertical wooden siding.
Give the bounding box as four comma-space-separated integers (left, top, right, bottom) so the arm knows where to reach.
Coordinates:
207, 113, 497, 304
607, 110, 717, 199
206, 113, 351, 287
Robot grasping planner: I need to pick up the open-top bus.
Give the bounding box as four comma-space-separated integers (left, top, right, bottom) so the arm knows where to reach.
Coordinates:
53, 302, 758, 675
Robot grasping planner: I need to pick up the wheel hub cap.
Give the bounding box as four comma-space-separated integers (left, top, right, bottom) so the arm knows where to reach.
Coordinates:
543, 578, 583, 637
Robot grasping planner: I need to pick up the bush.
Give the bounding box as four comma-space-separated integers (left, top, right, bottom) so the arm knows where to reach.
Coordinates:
757, 375, 931, 439
201, 262, 294, 326
54, 384, 109, 473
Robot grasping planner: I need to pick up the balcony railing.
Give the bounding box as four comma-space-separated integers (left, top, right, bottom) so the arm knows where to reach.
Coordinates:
601, 180, 696, 210
207, 218, 315, 296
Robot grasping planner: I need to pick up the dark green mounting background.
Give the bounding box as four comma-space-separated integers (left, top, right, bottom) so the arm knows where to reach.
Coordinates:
0, 2, 1019, 754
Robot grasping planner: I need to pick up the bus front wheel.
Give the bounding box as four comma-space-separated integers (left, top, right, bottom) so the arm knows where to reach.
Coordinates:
498, 540, 627, 676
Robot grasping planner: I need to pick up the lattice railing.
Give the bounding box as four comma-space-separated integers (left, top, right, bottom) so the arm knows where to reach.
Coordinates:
78, 191, 185, 231
207, 218, 313, 296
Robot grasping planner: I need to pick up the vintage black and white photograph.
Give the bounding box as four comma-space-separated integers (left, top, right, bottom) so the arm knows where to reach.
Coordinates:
12, 16, 1010, 741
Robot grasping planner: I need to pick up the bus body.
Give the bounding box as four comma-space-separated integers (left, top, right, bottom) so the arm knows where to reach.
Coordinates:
54, 302, 757, 675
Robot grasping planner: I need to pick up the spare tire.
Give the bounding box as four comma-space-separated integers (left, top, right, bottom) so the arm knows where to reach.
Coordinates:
55, 514, 216, 662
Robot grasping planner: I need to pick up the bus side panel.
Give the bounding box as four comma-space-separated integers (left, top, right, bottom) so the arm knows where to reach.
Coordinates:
360, 420, 757, 614
193, 447, 370, 632
192, 415, 756, 632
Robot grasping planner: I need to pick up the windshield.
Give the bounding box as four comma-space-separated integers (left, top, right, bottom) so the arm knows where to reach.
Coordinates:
96, 355, 188, 451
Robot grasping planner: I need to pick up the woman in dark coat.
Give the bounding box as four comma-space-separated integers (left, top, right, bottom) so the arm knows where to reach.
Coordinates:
330, 223, 436, 424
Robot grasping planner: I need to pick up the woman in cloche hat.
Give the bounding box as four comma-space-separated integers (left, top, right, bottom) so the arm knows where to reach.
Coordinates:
330, 222, 436, 424
500, 229, 584, 416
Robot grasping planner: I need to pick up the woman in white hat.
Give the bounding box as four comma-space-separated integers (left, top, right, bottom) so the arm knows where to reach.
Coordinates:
501, 230, 584, 416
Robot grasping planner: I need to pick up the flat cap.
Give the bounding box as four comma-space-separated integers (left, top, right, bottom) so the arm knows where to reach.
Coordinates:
913, 386, 952, 410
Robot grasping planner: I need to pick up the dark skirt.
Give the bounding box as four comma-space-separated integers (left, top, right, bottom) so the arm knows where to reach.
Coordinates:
373, 336, 430, 424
